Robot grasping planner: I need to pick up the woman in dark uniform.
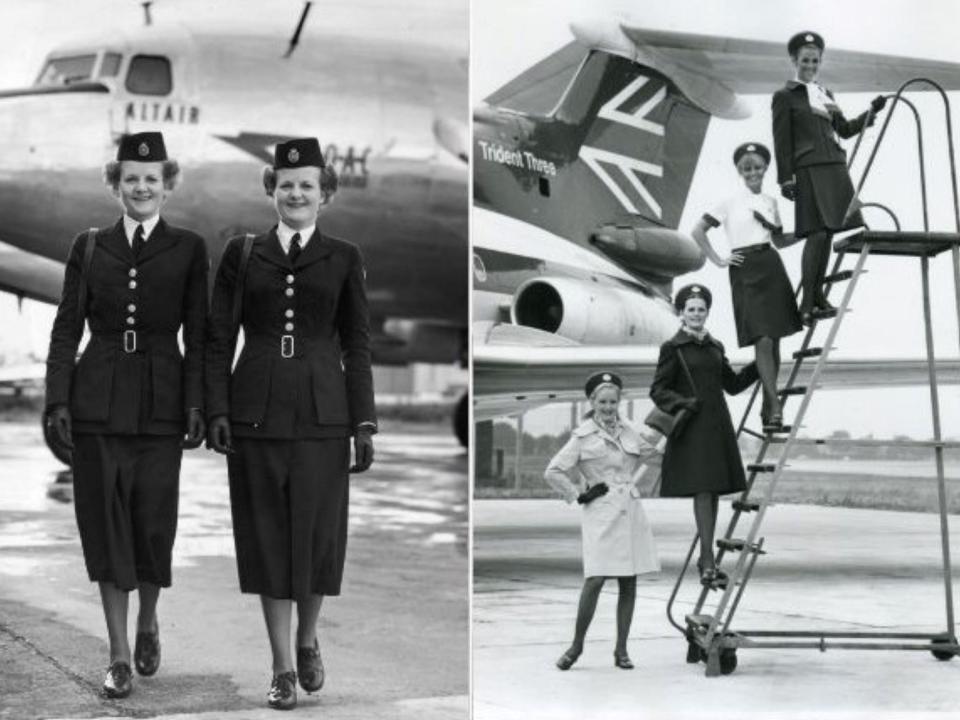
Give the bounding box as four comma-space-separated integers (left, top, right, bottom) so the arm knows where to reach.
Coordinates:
205, 138, 376, 711
772, 31, 886, 325
649, 285, 757, 587
45, 132, 207, 698
690, 142, 802, 429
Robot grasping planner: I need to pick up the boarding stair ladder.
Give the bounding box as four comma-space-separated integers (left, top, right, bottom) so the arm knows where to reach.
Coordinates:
664, 79, 960, 676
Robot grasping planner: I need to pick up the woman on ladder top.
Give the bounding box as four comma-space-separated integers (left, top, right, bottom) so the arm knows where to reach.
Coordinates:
649, 285, 758, 589
544, 371, 662, 672
690, 142, 802, 430
772, 30, 887, 326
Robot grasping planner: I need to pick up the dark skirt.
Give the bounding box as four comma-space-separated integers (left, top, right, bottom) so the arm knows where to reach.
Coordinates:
795, 164, 866, 238
72, 434, 182, 590
729, 246, 803, 347
228, 437, 350, 599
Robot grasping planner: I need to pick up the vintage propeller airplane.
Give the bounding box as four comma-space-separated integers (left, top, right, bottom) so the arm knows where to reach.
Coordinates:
0, 3, 469, 459
473, 19, 960, 424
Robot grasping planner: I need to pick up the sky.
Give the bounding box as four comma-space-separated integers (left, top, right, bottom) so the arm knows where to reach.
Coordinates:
474, 0, 960, 439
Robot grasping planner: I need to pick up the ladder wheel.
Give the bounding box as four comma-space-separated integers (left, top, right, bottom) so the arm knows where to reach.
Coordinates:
931, 638, 956, 661
719, 649, 738, 675
685, 640, 702, 664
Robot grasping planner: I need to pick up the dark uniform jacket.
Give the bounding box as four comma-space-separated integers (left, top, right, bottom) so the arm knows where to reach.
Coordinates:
45, 218, 208, 435
205, 227, 376, 439
772, 81, 870, 185
650, 330, 757, 497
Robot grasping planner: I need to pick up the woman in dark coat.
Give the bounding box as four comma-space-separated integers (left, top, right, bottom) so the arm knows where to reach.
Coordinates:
772, 31, 886, 325
205, 137, 376, 711
690, 142, 802, 429
649, 284, 757, 587
45, 132, 207, 698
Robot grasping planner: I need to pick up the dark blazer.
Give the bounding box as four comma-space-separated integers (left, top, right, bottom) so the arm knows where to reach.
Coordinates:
45, 218, 208, 435
205, 227, 376, 439
650, 330, 757, 497
771, 81, 870, 185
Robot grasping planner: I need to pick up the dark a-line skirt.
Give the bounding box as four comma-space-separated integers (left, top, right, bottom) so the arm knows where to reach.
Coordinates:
227, 437, 350, 600
794, 163, 866, 238
72, 434, 182, 590
729, 245, 803, 347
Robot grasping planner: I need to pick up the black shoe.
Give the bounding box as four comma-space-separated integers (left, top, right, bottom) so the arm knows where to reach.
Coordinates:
814, 299, 836, 313
267, 670, 298, 710
134, 627, 161, 676
555, 646, 581, 670
613, 650, 634, 669
297, 639, 324, 693
102, 661, 132, 699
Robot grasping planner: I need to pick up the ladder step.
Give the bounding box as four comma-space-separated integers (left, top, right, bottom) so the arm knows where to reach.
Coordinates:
747, 463, 776, 473
823, 270, 854, 284
764, 423, 792, 435
792, 347, 822, 359
717, 538, 765, 554
779, 386, 807, 397
732, 500, 761, 513
685, 613, 714, 629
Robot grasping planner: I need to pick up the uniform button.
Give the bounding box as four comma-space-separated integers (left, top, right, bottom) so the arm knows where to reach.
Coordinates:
128, 268, 137, 278
126, 317, 135, 325
286, 274, 294, 284
285, 288, 294, 297
285, 309, 294, 318
127, 304, 136, 313
284, 322, 294, 332
129, 280, 137, 290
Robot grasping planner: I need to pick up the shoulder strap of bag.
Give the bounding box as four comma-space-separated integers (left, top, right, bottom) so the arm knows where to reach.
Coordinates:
76, 227, 97, 334
230, 233, 255, 333
675, 347, 698, 398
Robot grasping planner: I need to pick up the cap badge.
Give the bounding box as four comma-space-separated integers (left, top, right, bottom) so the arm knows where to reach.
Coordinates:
288, 148, 300, 163
747, 144, 755, 151
138, 142, 149, 157
805, 34, 814, 42
692, 285, 701, 293
602, 373, 611, 381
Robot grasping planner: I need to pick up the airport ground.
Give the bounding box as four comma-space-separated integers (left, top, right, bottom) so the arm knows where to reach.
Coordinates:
0, 419, 467, 720
474, 498, 960, 719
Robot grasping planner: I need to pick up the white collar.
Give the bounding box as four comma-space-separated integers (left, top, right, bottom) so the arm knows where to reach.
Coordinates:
122, 214, 160, 245
276, 221, 315, 254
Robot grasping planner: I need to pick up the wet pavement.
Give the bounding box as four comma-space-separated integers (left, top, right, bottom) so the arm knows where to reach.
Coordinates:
0, 421, 467, 719
474, 499, 960, 719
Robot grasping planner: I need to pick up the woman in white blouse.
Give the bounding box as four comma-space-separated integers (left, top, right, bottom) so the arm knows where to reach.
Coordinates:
544, 371, 661, 671
690, 142, 802, 429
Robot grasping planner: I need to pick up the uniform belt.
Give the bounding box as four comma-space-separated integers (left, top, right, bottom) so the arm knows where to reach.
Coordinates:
735, 243, 772, 255
243, 334, 336, 360
91, 331, 178, 354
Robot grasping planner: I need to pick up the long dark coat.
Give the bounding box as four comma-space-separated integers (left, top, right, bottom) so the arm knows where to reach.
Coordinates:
650, 331, 757, 497
45, 218, 208, 434
204, 226, 376, 438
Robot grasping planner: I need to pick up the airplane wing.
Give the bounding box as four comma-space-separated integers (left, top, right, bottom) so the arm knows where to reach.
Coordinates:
0, 241, 63, 304
474, 333, 960, 421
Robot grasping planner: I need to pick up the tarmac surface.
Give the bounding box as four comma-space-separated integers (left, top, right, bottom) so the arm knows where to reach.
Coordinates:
0, 421, 468, 720
474, 498, 960, 719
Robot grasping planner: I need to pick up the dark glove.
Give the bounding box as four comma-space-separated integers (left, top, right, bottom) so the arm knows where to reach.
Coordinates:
349, 430, 375, 473
206, 415, 233, 455
183, 408, 205, 449
46, 405, 73, 451
870, 94, 887, 113
752, 210, 782, 233
780, 181, 798, 201
577, 482, 609, 505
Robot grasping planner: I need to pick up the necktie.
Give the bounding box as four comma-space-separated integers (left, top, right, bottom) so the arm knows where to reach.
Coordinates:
133, 224, 146, 258
289, 232, 302, 264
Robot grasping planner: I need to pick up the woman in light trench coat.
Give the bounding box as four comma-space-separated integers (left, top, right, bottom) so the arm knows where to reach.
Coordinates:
544, 371, 662, 671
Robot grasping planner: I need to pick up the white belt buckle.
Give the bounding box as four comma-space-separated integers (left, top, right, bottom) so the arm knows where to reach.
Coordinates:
281, 334, 294, 358
123, 329, 137, 353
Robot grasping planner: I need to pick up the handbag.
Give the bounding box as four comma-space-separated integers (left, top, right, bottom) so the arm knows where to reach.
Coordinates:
645, 347, 698, 438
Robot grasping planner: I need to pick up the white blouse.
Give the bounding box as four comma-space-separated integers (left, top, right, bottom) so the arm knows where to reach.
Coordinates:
705, 188, 781, 251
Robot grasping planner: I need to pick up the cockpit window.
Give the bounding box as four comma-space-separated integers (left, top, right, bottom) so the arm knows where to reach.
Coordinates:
100, 52, 123, 78
35, 55, 97, 86
125, 55, 172, 96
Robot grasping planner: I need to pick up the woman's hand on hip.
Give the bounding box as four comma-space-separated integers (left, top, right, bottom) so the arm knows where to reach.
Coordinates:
780, 180, 798, 201
349, 430, 375, 473
183, 408, 205, 449
46, 405, 73, 451
206, 415, 233, 454
577, 482, 609, 505
717, 251, 744, 267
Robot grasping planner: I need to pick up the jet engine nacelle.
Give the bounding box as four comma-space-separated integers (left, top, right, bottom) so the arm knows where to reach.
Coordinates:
511, 277, 679, 345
